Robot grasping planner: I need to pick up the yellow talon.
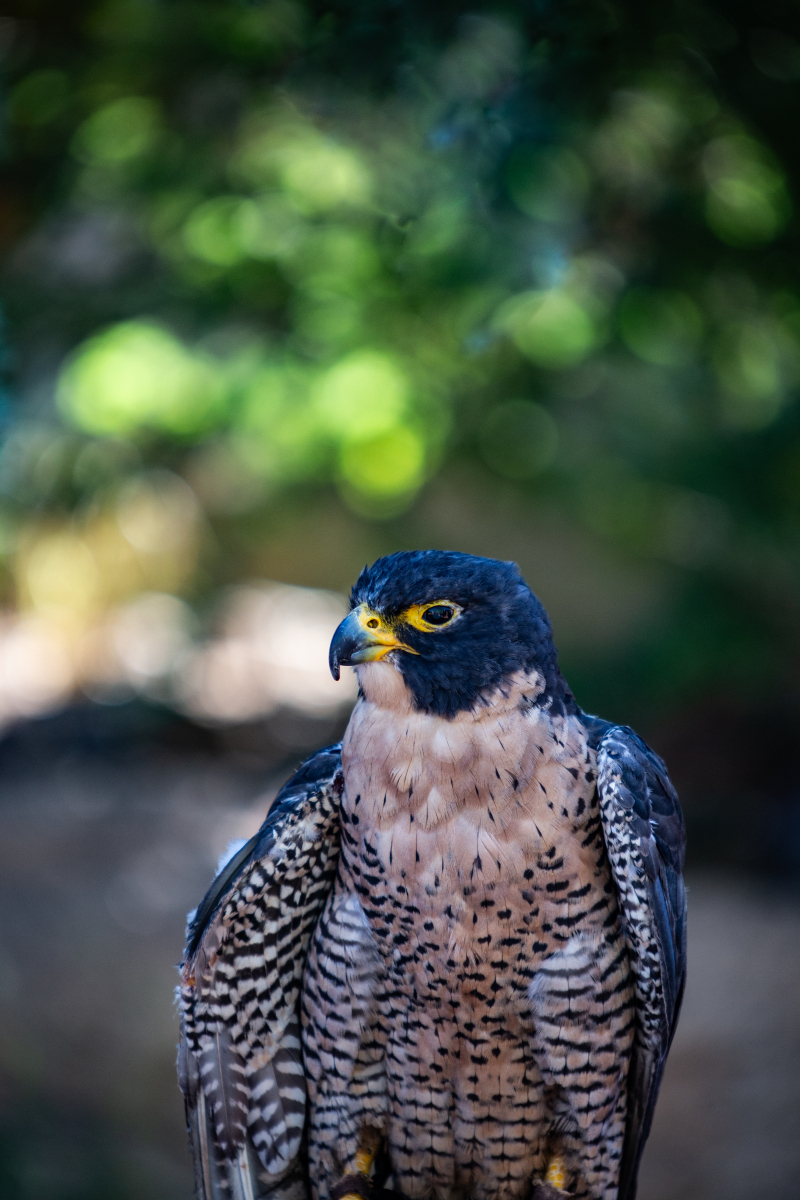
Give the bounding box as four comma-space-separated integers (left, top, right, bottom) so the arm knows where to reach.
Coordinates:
544, 1155, 566, 1190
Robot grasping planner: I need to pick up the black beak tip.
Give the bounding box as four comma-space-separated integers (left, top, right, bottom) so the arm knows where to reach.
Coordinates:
330, 609, 362, 681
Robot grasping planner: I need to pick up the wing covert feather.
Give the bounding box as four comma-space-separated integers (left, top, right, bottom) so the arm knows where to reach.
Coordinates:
178, 743, 343, 1199
594, 723, 687, 1200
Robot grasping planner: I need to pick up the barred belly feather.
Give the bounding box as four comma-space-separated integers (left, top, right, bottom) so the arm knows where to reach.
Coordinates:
301, 664, 636, 1200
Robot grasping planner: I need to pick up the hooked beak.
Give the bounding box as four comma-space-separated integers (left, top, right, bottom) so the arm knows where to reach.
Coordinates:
329, 604, 417, 680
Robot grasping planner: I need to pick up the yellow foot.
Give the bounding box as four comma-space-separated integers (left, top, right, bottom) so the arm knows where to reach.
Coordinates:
545, 1155, 566, 1190
355, 1148, 375, 1175
331, 1144, 378, 1200
531, 1155, 571, 1200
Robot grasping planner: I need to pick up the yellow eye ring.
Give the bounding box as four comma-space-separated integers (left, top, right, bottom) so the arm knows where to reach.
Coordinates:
403, 600, 463, 631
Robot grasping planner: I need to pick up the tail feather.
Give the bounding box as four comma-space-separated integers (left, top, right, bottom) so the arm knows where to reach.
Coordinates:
230, 1145, 257, 1200
185, 1083, 227, 1199
198, 1027, 250, 1156
182, 1018, 309, 1198
247, 1017, 307, 1174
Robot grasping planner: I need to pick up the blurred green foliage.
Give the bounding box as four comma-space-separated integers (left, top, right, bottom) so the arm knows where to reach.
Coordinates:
1, 0, 800, 720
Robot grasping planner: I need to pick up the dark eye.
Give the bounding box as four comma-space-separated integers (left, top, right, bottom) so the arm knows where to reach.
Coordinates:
422, 605, 454, 626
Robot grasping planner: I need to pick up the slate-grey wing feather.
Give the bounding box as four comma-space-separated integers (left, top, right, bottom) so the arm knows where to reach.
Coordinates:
595, 724, 687, 1200
178, 744, 344, 1200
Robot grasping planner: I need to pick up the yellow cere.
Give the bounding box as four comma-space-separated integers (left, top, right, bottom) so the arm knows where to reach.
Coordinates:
353, 604, 418, 659
402, 600, 463, 632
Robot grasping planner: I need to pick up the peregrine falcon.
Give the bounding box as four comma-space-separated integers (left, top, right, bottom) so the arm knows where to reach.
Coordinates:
178, 551, 686, 1200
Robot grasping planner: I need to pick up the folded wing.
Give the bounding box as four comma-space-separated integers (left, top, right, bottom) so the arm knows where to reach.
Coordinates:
178, 744, 343, 1200
595, 725, 687, 1200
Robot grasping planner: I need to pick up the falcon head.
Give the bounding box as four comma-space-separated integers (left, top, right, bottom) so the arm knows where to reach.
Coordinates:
329, 550, 573, 718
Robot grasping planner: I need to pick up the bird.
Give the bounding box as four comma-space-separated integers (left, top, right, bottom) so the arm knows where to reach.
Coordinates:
178, 550, 686, 1200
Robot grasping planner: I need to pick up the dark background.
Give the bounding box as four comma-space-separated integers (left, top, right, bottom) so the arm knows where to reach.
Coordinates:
1, 2, 799, 1197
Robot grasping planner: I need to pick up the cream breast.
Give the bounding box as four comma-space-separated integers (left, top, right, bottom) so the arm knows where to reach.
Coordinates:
341, 660, 596, 882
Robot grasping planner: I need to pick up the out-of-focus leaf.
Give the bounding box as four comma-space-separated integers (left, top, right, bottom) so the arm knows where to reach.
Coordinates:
702, 135, 791, 246
495, 290, 597, 368
58, 323, 229, 438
